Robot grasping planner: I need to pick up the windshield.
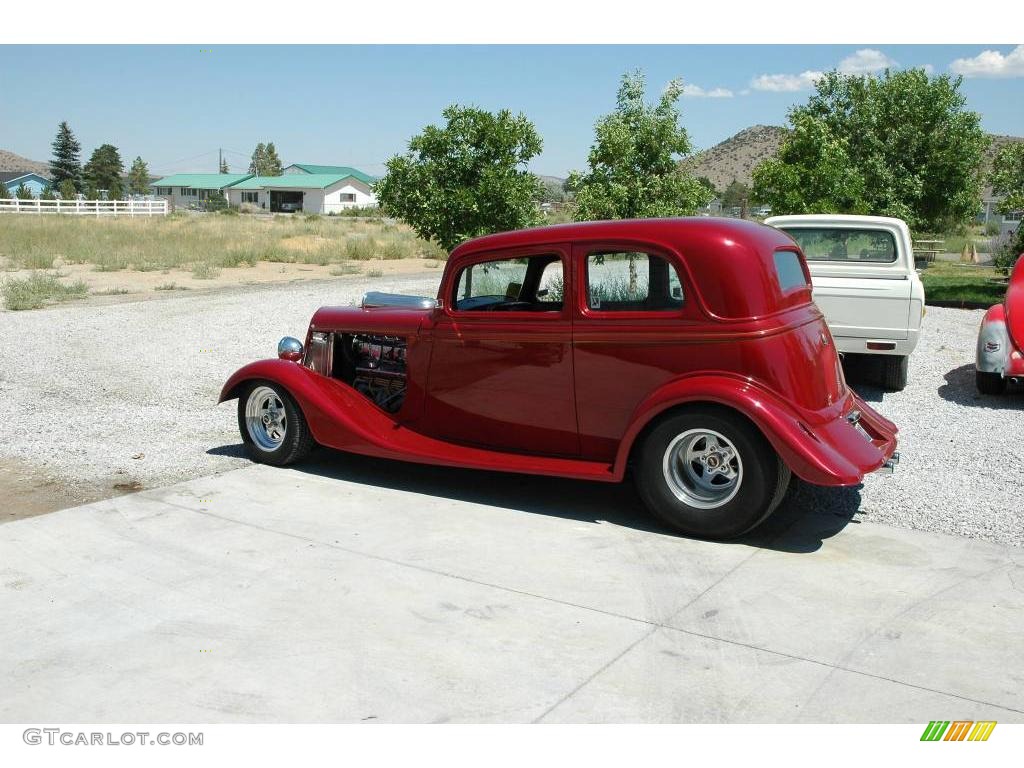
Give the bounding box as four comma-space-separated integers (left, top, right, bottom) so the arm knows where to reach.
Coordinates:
780, 227, 897, 264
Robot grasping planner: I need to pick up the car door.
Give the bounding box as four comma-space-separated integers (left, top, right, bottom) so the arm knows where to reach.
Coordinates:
421, 246, 579, 457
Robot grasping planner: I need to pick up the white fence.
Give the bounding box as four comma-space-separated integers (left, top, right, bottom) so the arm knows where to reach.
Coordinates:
0, 198, 168, 217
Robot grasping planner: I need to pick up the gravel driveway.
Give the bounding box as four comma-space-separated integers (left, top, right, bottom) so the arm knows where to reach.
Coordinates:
2, 283, 1021, 545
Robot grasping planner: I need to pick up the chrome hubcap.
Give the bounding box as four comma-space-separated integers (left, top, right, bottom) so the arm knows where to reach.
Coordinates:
662, 429, 743, 509
245, 386, 287, 451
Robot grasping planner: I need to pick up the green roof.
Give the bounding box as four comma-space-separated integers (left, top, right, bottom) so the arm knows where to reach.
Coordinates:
286, 164, 377, 184
151, 173, 253, 190
230, 173, 369, 190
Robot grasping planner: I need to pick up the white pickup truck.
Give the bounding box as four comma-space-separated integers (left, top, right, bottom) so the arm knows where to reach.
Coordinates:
765, 214, 926, 391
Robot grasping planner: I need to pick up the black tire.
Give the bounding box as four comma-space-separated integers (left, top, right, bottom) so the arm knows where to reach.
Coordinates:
976, 370, 1007, 396
879, 355, 909, 391
237, 380, 314, 466
634, 407, 791, 540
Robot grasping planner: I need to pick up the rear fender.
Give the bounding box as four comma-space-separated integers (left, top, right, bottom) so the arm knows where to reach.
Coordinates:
976, 304, 1015, 375
613, 373, 879, 486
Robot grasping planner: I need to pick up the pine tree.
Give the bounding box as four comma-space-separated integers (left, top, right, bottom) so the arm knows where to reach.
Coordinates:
50, 121, 83, 190
128, 156, 150, 195
40, 187, 57, 201
108, 177, 124, 200
219, 156, 229, 173
264, 142, 283, 176
0, 183, 10, 200
16, 183, 34, 200
58, 179, 77, 200
84, 144, 125, 193
248, 143, 267, 175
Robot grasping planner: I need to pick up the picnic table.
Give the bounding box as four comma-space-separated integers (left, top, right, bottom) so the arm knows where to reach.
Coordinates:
912, 239, 944, 267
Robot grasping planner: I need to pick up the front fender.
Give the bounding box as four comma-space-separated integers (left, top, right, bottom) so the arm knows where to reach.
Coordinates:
612, 373, 894, 486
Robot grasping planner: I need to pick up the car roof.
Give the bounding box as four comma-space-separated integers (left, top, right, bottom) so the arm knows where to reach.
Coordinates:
450, 217, 807, 320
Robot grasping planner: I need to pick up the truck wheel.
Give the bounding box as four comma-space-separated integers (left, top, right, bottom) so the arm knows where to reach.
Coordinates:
976, 371, 1007, 395
634, 408, 791, 540
238, 381, 314, 466
879, 355, 909, 391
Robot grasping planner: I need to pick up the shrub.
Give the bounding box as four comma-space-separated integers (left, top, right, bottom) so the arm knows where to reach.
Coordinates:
993, 226, 1024, 274
345, 236, 376, 260
191, 263, 220, 279
2, 272, 88, 310
366, 268, 383, 278
984, 220, 1001, 236
219, 206, 239, 216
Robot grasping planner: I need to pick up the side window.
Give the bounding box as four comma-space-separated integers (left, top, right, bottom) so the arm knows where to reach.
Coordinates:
453, 254, 564, 312
586, 251, 684, 312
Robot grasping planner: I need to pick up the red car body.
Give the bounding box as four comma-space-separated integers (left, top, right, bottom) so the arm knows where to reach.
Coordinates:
221, 218, 897, 496
976, 254, 1024, 394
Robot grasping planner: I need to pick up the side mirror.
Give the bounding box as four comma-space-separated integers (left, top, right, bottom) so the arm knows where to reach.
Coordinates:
278, 336, 304, 362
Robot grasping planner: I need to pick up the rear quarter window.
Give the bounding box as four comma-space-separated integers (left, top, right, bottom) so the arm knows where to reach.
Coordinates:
773, 250, 809, 293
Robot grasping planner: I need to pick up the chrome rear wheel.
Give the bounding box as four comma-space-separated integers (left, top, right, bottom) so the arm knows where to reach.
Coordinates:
662, 429, 743, 509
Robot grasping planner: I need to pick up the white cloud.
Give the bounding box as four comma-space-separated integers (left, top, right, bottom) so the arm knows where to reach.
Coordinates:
681, 83, 734, 98
950, 45, 1024, 78
838, 49, 898, 74
921, 64, 935, 75
750, 70, 824, 92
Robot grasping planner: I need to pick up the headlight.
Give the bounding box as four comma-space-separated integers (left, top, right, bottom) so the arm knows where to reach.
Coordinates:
277, 336, 304, 362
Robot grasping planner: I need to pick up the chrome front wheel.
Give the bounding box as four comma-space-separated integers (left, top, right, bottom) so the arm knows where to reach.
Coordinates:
244, 386, 288, 451
662, 428, 743, 509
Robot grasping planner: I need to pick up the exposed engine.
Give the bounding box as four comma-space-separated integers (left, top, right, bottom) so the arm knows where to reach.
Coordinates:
342, 334, 408, 413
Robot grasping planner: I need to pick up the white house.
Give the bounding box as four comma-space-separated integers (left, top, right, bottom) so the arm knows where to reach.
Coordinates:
226, 171, 377, 213
150, 173, 253, 209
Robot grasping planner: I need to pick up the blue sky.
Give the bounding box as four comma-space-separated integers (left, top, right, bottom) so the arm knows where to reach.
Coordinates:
1, 45, 1021, 178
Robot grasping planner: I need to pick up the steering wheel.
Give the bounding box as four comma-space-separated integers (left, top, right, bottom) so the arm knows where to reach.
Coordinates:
483, 301, 533, 312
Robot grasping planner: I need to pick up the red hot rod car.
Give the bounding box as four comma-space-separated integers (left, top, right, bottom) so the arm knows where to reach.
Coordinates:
221, 218, 899, 539
976, 254, 1024, 395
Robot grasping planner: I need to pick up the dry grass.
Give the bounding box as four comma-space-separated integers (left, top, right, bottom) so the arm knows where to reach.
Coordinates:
0, 213, 446, 274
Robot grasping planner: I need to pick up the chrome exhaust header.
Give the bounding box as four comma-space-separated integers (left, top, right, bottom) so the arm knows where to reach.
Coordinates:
880, 451, 900, 475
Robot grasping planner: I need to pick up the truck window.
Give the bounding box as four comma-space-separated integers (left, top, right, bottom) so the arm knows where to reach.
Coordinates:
773, 250, 809, 293
782, 228, 897, 264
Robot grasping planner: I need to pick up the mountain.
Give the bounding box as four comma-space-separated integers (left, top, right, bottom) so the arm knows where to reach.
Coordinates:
685, 125, 788, 192
686, 125, 1024, 198
0, 149, 50, 177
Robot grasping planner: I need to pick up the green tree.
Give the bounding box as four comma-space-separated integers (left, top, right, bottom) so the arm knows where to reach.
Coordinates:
248, 143, 267, 175
263, 143, 283, 176
84, 144, 125, 193
128, 156, 150, 195
753, 69, 988, 232
108, 177, 124, 200
0, 183, 9, 200
568, 71, 712, 221
49, 121, 83, 191
696, 175, 717, 198
40, 186, 57, 201
219, 156, 230, 174
58, 179, 77, 200
990, 142, 1024, 214
375, 104, 544, 251
720, 179, 751, 210
16, 183, 34, 200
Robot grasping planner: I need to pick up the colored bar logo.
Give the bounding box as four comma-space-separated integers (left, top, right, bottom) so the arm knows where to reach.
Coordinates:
920, 721, 996, 741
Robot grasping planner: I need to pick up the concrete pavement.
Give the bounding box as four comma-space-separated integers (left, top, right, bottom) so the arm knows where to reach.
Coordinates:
2, 451, 1022, 723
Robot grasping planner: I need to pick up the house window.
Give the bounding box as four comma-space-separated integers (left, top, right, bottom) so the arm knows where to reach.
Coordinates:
340, 193, 357, 203
585, 251, 684, 312
241, 191, 259, 204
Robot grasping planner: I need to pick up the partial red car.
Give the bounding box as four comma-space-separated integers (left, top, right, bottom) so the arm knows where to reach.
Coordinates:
221, 218, 899, 539
976, 254, 1024, 395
